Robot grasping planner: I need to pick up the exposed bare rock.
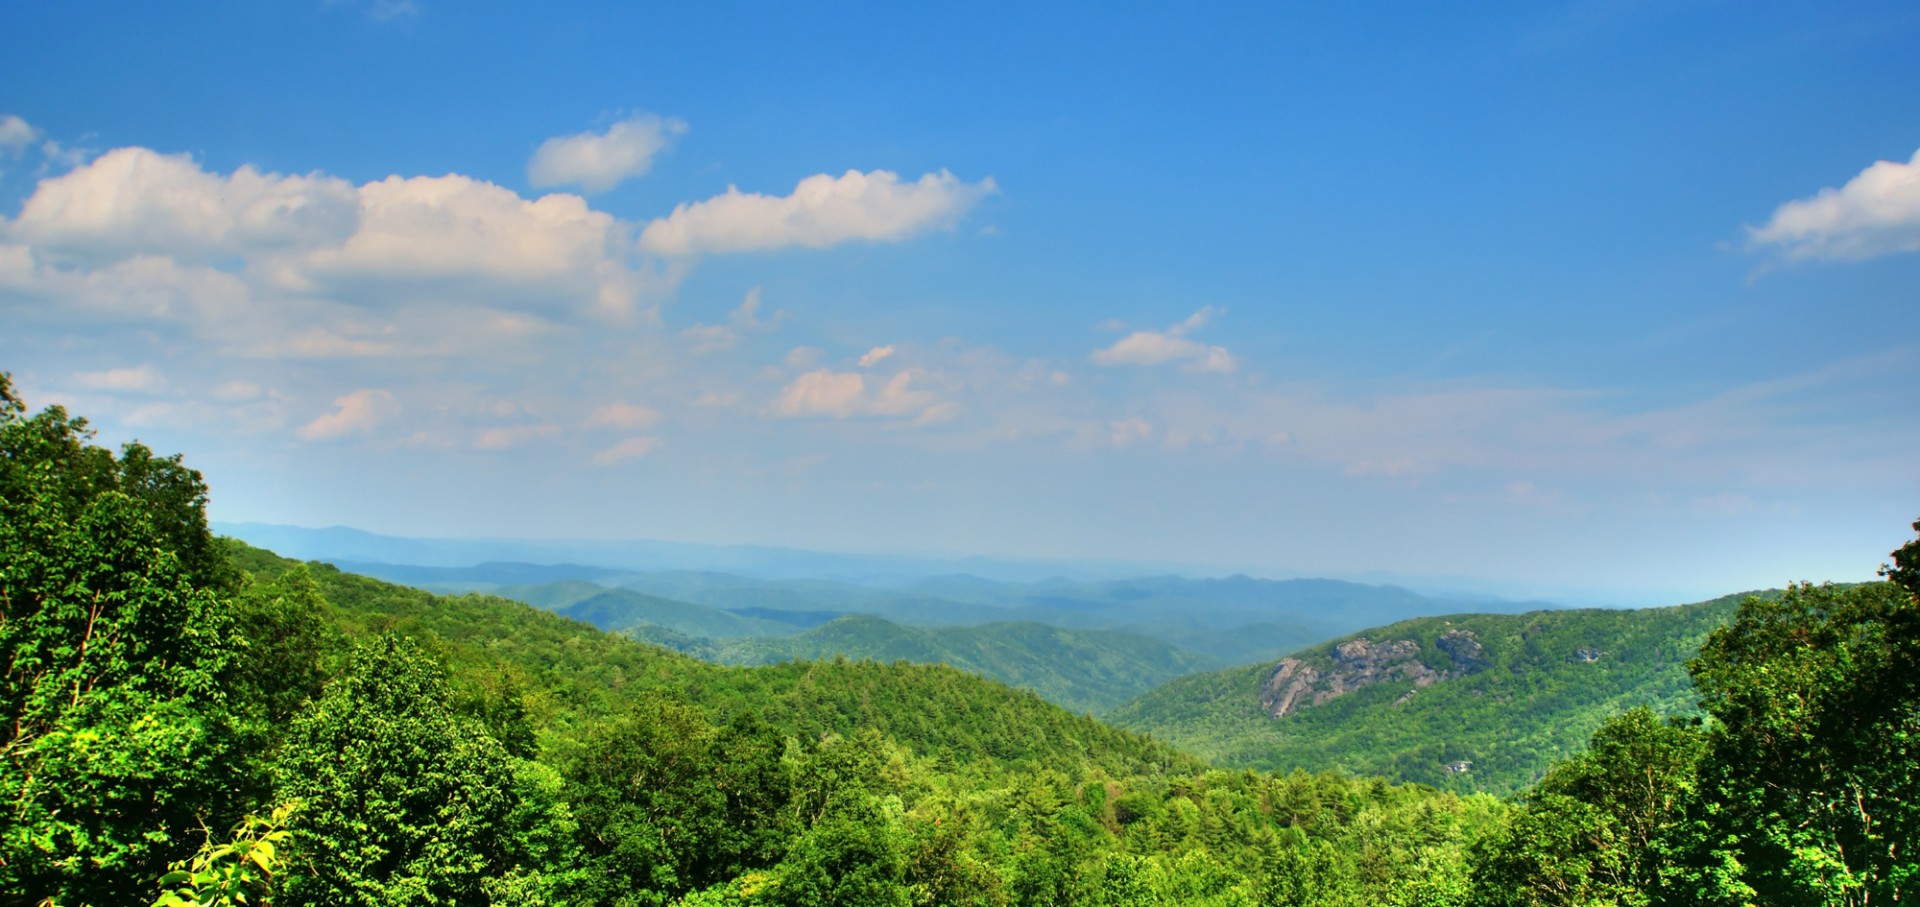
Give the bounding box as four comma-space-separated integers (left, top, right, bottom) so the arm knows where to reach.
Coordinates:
1258, 630, 1493, 719
1436, 629, 1489, 672
1258, 658, 1322, 718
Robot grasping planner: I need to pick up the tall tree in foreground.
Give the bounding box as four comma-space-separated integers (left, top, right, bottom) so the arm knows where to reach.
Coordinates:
1659, 533, 1920, 906
0, 374, 243, 905
1468, 708, 1707, 907
275, 633, 580, 907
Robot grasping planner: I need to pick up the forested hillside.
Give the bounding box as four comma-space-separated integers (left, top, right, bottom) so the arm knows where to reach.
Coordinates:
5, 375, 1914, 907
1111, 598, 1752, 793
628, 614, 1224, 714
2, 378, 1503, 907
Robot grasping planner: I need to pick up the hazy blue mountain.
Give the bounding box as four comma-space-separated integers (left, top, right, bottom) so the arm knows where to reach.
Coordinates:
212, 521, 1166, 582
633, 614, 1226, 714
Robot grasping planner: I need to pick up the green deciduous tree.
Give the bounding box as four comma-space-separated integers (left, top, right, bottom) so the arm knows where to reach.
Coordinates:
1660, 574, 1919, 907
1469, 707, 1707, 907
275, 633, 577, 906
0, 374, 244, 905
565, 696, 793, 906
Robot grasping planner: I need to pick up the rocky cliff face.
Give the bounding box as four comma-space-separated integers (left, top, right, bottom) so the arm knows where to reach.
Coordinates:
1258, 628, 1488, 719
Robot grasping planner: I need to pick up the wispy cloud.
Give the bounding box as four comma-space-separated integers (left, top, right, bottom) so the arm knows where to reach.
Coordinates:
298, 389, 399, 441
584, 401, 660, 430
527, 113, 686, 194
774, 368, 943, 422
1090, 306, 1236, 373
680, 286, 782, 353
592, 436, 660, 465
0, 114, 41, 155
637, 169, 995, 256
72, 364, 164, 393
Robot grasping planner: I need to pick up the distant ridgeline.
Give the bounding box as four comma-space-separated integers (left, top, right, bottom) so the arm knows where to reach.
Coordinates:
310, 552, 1563, 714
1110, 596, 1754, 794
8, 372, 1916, 907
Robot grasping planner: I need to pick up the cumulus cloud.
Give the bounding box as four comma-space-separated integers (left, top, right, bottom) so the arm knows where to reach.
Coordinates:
858, 345, 896, 367
6, 147, 359, 264
585, 401, 660, 430
1, 114, 41, 155
2, 147, 653, 326
527, 113, 686, 194
1748, 148, 1920, 261
303, 173, 639, 314
1090, 306, 1236, 373
592, 436, 660, 465
637, 169, 995, 256
298, 389, 399, 441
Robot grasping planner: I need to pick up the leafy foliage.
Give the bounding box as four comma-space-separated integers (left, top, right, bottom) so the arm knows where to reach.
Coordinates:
1468, 708, 1708, 907
151, 803, 298, 907
274, 633, 579, 906
1658, 579, 1919, 906
0, 373, 245, 906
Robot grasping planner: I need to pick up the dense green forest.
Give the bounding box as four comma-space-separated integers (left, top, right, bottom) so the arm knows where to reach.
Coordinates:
486, 582, 1228, 716
1111, 597, 1755, 793
4, 374, 1916, 906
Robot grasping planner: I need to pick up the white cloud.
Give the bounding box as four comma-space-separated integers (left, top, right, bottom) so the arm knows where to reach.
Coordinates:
784, 346, 823, 369
527, 113, 686, 194
585, 401, 660, 430
303, 174, 640, 315
1090, 306, 1236, 373
2, 148, 651, 322
297, 389, 399, 441
858, 345, 895, 367
637, 169, 995, 256
1748, 148, 1920, 261
6, 147, 359, 264
775, 368, 941, 421
592, 436, 660, 465
72, 364, 163, 393
777, 369, 867, 418
1, 115, 40, 155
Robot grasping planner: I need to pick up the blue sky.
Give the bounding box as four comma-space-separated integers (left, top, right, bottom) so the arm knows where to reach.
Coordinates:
2, 0, 1917, 603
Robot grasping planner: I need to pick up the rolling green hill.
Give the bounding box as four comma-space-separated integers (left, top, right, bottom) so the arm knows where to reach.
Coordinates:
223, 541, 1192, 778
1108, 594, 1763, 794
631, 614, 1225, 714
